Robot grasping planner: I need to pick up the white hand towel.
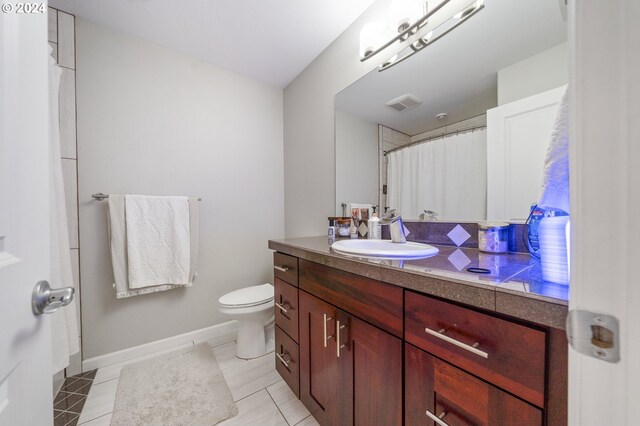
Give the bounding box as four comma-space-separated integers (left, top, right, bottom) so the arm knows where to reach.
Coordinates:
108, 196, 199, 298
125, 195, 191, 289
538, 87, 570, 213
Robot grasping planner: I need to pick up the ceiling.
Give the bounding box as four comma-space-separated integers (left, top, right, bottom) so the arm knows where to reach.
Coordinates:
335, 0, 568, 135
49, 0, 376, 88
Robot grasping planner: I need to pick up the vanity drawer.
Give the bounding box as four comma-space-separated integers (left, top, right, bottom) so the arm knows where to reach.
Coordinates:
274, 252, 299, 287
275, 277, 299, 342
405, 291, 546, 407
299, 259, 403, 338
275, 325, 300, 398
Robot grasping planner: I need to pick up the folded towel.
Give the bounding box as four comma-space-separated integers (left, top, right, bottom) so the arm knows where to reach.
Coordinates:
125, 195, 190, 288
538, 86, 570, 213
108, 195, 199, 298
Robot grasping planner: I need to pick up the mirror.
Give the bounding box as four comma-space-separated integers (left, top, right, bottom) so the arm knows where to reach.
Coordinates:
335, 0, 567, 222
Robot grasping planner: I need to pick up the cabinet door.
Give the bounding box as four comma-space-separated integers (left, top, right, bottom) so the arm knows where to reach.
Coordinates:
405, 344, 542, 426
486, 85, 566, 221
340, 315, 403, 426
299, 290, 340, 425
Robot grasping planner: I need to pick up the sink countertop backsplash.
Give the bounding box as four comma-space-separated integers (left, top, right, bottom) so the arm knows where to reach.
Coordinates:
269, 235, 568, 330
382, 220, 531, 253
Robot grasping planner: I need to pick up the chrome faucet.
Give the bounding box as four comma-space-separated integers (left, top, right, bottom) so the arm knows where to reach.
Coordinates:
380, 209, 406, 243
419, 210, 439, 221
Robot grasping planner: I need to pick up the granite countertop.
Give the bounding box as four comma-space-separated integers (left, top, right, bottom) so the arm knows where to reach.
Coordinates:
268, 236, 569, 330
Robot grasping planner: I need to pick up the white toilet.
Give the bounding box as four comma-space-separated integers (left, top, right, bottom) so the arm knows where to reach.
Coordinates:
218, 283, 275, 359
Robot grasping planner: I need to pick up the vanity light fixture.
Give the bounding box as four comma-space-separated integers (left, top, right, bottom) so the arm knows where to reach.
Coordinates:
360, 0, 485, 72
360, 0, 442, 62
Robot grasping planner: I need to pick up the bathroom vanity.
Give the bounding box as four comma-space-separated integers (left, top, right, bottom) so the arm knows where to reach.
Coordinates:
269, 236, 568, 426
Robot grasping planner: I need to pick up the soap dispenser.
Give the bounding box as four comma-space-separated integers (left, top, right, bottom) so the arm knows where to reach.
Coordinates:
368, 206, 381, 239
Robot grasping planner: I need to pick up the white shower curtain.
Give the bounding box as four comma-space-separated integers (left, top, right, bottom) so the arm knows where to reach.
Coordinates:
386, 129, 487, 221
49, 49, 80, 374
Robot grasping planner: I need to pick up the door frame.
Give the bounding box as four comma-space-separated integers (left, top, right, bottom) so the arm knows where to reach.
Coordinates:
568, 0, 640, 424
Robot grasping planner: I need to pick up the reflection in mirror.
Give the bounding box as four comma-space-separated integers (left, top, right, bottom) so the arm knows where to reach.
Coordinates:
335, 0, 567, 222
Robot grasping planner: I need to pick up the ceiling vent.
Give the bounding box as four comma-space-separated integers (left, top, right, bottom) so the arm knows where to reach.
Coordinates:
385, 93, 422, 112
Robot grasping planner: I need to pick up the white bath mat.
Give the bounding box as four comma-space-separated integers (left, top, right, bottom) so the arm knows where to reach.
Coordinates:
110, 343, 238, 426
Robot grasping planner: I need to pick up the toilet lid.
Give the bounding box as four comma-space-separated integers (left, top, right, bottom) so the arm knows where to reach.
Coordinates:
219, 283, 274, 308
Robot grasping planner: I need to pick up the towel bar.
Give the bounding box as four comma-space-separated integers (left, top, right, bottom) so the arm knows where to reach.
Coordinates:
92, 193, 202, 201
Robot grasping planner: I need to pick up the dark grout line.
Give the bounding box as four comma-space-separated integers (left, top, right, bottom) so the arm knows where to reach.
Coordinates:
265, 387, 291, 425
232, 377, 282, 405
294, 415, 314, 426
76, 412, 111, 426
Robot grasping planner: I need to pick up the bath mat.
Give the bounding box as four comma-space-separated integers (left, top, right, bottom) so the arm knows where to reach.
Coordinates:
110, 343, 238, 426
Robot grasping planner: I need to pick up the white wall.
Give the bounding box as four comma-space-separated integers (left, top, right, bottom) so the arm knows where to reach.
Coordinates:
335, 110, 379, 215
76, 19, 284, 358
498, 42, 568, 105
283, 0, 392, 237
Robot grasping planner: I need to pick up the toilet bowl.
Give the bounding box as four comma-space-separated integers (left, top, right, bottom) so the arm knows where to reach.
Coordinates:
218, 283, 275, 359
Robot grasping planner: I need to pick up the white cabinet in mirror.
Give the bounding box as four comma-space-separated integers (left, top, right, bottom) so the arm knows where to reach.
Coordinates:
335, 0, 568, 222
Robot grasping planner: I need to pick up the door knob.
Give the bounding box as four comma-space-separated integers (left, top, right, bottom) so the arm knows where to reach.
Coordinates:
32, 280, 75, 315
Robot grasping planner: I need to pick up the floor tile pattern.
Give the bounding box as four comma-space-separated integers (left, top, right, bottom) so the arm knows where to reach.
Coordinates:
53, 370, 97, 426
55, 339, 319, 426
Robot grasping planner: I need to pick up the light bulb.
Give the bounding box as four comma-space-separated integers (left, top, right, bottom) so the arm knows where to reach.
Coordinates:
360, 21, 386, 58
381, 54, 398, 69
454, 0, 483, 19
388, 0, 426, 33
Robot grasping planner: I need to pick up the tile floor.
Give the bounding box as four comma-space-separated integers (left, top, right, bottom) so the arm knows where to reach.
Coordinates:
53, 370, 97, 426
62, 339, 318, 426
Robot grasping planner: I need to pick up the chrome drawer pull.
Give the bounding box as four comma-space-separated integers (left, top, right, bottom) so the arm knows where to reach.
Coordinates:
336, 321, 347, 358
276, 352, 292, 367
424, 327, 489, 359
426, 410, 450, 426
323, 313, 333, 347
274, 265, 289, 272
275, 302, 290, 314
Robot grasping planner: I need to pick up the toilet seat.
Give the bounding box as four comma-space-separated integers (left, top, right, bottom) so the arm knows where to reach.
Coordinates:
219, 283, 274, 308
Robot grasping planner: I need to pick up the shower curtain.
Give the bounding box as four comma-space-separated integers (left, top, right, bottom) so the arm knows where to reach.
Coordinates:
386, 129, 487, 221
49, 48, 80, 374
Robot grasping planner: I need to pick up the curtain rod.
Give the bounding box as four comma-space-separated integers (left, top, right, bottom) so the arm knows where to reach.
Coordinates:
383, 125, 486, 157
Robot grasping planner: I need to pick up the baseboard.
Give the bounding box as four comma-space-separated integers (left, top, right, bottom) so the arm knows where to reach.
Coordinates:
82, 320, 238, 372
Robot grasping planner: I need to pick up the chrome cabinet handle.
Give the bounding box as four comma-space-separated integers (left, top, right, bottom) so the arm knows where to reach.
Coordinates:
275, 302, 290, 313
32, 280, 75, 315
336, 320, 347, 358
426, 410, 450, 426
276, 352, 292, 367
424, 327, 489, 359
274, 265, 289, 272
323, 313, 333, 348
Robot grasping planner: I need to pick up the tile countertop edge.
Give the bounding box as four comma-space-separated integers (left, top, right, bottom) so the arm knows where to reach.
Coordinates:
268, 238, 568, 330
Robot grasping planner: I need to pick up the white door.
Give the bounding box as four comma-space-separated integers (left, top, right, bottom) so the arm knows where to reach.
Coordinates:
0, 10, 53, 426
568, 0, 640, 425
486, 85, 566, 221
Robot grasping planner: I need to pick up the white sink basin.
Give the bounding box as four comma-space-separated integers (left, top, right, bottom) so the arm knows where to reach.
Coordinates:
331, 239, 439, 260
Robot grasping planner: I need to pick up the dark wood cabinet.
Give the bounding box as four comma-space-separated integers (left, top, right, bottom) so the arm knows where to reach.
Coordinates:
299, 290, 402, 426
273, 254, 567, 426
299, 290, 341, 425
275, 277, 299, 341
299, 259, 403, 337
275, 325, 300, 398
405, 291, 546, 407
405, 343, 542, 426
274, 252, 299, 286
346, 315, 403, 426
